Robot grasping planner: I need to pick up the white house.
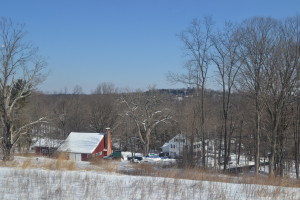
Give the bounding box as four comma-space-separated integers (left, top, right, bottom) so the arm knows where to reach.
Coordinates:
168, 134, 191, 158
161, 142, 170, 154
162, 134, 216, 158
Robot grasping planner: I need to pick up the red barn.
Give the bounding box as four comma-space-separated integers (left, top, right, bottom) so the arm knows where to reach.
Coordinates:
58, 129, 112, 161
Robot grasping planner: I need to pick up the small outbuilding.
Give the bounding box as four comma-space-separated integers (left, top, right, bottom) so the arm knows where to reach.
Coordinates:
32, 138, 64, 156
57, 129, 112, 161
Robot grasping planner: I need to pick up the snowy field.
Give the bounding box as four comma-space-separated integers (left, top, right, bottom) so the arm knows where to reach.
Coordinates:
0, 156, 299, 200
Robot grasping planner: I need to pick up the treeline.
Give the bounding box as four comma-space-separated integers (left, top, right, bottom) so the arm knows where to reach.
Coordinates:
164, 15, 300, 177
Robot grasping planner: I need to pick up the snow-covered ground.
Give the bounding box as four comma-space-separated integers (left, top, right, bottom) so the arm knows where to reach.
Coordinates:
0, 156, 299, 200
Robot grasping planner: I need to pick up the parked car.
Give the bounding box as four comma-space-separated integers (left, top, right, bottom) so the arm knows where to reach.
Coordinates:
127, 155, 143, 161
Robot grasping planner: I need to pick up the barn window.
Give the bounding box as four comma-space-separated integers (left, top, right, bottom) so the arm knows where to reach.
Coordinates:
41, 149, 49, 154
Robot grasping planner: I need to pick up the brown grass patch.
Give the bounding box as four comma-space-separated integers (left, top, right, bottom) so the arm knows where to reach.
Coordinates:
236, 173, 300, 188
56, 159, 77, 171
15, 152, 41, 157
0, 159, 23, 168
0, 154, 77, 171
89, 158, 118, 173
54, 152, 69, 160
120, 162, 300, 188
40, 159, 77, 171
21, 158, 33, 169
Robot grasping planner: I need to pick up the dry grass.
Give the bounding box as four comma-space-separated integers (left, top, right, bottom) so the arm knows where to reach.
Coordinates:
236, 173, 300, 188
121, 162, 300, 188
126, 164, 229, 181
54, 153, 77, 171
1, 154, 300, 190
0, 160, 19, 167
15, 152, 41, 157
21, 158, 33, 169
89, 158, 118, 173
0, 154, 78, 171
0, 153, 120, 173
40, 159, 77, 171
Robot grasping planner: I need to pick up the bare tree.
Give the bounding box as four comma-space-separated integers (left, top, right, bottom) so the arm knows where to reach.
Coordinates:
237, 17, 278, 175
0, 18, 47, 160
167, 17, 213, 167
293, 15, 300, 179
262, 16, 299, 176
211, 22, 241, 170
92, 82, 118, 94
66, 85, 86, 132
87, 94, 118, 133
293, 97, 300, 179
121, 90, 172, 156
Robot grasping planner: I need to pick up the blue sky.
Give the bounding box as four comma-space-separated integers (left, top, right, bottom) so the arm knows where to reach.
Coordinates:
0, 1, 299, 93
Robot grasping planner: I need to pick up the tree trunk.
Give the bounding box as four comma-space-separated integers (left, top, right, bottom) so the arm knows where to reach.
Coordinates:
255, 100, 261, 176
295, 124, 300, 179
144, 129, 151, 156
294, 101, 300, 179
278, 132, 284, 177
237, 120, 243, 165
223, 117, 228, 171
2, 136, 13, 161
295, 134, 299, 178
269, 143, 275, 176
227, 117, 234, 170
2, 120, 13, 161
218, 129, 223, 170
269, 121, 278, 177
201, 87, 206, 168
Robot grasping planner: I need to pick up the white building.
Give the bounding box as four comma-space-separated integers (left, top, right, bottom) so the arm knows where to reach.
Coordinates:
162, 134, 216, 158
161, 143, 170, 154
168, 134, 191, 158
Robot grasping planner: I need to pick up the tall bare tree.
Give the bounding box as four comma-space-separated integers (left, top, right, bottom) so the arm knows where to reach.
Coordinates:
237, 17, 278, 175
167, 17, 213, 167
212, 22, 241, 170
263, 16, 299, 176
0, 18, 47, 160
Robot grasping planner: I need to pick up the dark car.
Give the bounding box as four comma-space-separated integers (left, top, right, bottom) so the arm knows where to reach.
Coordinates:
127, 155, 143, 161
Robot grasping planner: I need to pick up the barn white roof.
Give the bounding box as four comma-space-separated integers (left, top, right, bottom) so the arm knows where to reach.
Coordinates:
58, 132, 104, 154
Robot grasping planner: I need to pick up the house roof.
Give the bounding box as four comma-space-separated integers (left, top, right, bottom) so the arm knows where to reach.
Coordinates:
32, 138, 64, 148
161, 143, 169, 148
58, 132, 104, 154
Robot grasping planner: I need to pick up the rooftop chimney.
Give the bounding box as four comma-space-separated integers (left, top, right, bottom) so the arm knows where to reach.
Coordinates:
104, 127, 112, 156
